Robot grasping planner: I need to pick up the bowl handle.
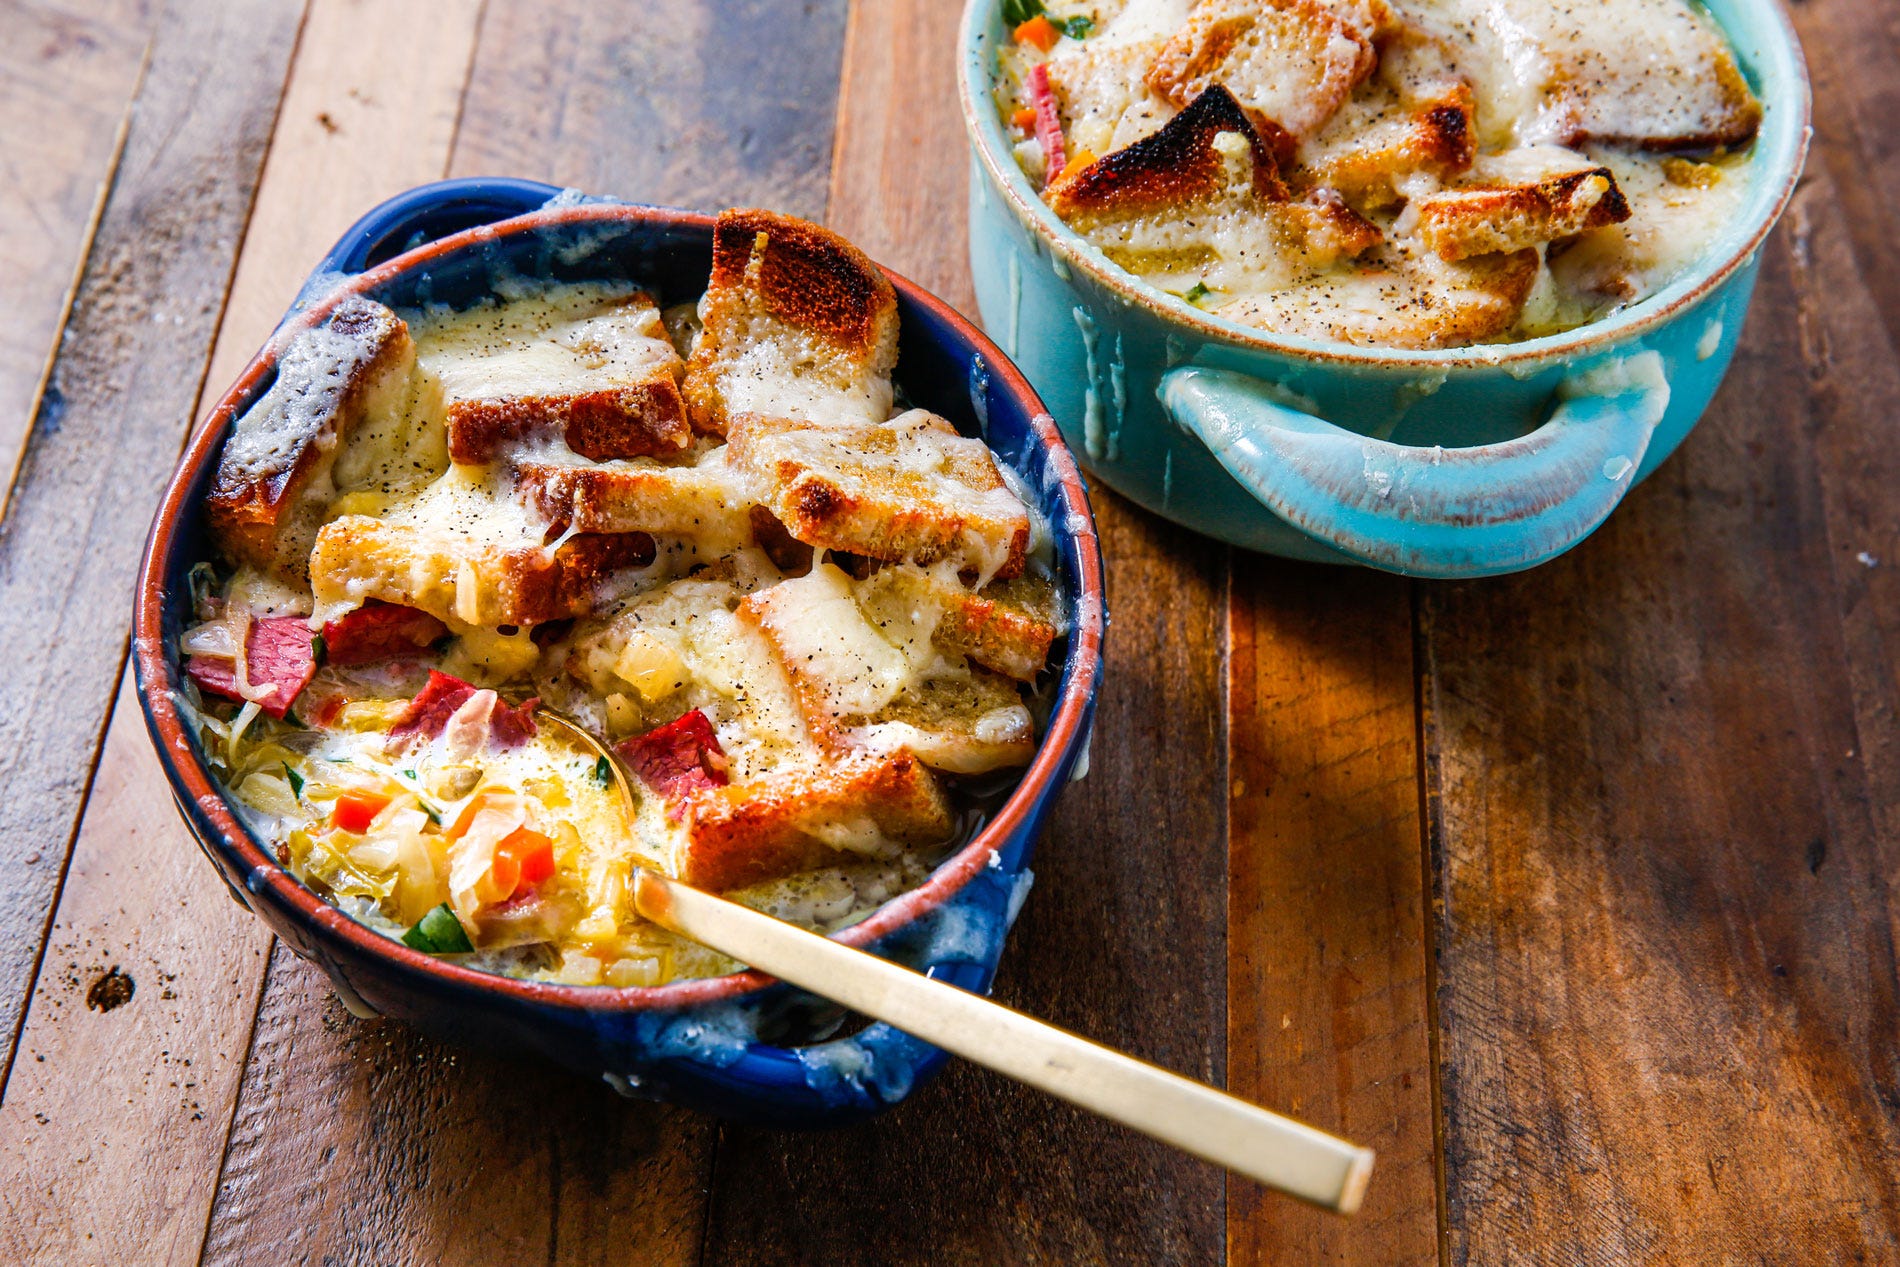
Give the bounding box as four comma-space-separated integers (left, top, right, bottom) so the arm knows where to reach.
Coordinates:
1159, 354, 1671, 578
300, 176, 570, 289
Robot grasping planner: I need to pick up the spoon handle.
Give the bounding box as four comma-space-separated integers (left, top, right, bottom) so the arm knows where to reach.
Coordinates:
633, 870, 1374, 1213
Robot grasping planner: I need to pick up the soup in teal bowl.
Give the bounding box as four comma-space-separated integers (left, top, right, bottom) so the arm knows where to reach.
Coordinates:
959, 0, 1811, 578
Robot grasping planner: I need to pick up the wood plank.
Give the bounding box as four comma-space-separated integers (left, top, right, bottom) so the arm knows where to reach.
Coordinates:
198, 2, 856, 1262
1422, 167, 1900, 1261
1226, 565, 1439, 1266
0, 0, 305, 1088
0, 0, 490, 1261
0, 679, 272, 1264
697, 3, 1230, 1259
0, 0, 155, 494
452, 0, 849, 218
202, 946, 712, 1267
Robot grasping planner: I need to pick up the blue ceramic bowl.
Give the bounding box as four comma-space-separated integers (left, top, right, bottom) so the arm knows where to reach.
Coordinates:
133, 181, 1105, 1128
960, 0, 1811, 577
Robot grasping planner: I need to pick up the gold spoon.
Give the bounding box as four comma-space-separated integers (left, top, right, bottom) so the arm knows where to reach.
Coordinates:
538, 708, 1375, 1213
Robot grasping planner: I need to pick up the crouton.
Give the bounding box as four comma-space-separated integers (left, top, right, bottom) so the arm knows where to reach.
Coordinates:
673, 751, 953, 892
1145, 0, 1379, 141
737, 561, 1039, 775
858, 565, 1059, 683
1481, 0, 1761, 150
513, 443, 756, 543
420, 286, 692, 463
206, 296, 415, 583
310, 516, 655, 629
1296, 24, 1477, 207
680, 208, 900, 434
727, 412, 1032, 582
1048, 86, 1380, 294
1220, 243, 1539, 347
1412, 148, 1631, 261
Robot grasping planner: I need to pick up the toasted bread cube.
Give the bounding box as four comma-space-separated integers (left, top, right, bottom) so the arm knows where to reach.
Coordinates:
1485, 0, 1761, 150
859, 565, 1059, 683
310, 515, 655, 629
513, 443, 756, 544
681, 209, 900, 434
206, 296, 415, 583
1220, 244, 1539, 348
674, 751, 953, 892
1412, 149, 1632, 262
846, 669, 1036, 775
1145, 0, 1378, 141
737, 562, 1038, 774
727, 412, 1032, 582
1296, 25, 1476, 207
1049, 86, 1380, 295
418, 285, 692, 463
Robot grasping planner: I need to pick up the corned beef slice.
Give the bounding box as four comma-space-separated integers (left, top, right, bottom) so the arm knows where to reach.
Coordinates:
322, 601, 448, 665
617, 709, 729, 801
390, 671, 538, 748
185, 616, 318, 719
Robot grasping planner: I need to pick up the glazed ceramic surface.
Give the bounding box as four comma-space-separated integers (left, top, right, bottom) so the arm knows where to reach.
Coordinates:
960, 0, 1812, 577
133, 181, 1105, 1128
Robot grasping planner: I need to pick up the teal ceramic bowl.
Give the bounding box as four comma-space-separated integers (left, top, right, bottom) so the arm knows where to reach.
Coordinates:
958, 0, 1811, 577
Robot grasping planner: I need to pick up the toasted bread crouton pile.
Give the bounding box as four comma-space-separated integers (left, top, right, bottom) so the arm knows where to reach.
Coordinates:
1000, 0, 1761, 346
191, 211, 1061, 981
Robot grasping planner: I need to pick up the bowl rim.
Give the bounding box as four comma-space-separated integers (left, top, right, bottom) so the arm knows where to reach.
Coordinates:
955, 0, 1814, 369
133, 200, 1105, 1016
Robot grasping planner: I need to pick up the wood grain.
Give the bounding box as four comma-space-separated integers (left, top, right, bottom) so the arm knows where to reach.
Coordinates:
202, 946, 712, 1267
452, 0, 850, 219
1422, 167, 1900, 1263
0, 1, 484, 1261
1227, 564, 1438, 1266
698, 3, 1230, 1260
0, 0, 305, 1088
0, 0, 154, 493
0, 677, 272, 1265
198, 2, 857, 1262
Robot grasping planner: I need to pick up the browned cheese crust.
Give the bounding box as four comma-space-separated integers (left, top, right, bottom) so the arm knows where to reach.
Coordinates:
206, 296, 414, 582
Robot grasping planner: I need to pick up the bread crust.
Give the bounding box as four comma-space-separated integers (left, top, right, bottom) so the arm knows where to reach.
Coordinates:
445, 379, 690, 463
310, 516, 655, 628
681, 208, 900, 434
727, 413, 1031, 581
674, 751, 953, 892
1414, 165, 1631, 262
1145, 0, 1378, 141
207, 297, 414, 582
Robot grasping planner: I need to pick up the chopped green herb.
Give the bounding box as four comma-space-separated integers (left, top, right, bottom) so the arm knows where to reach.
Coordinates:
401, 903, 473, 954
1059, 14, 1093, 37
1002, 0, 1042, 25
402, 769, 418, 781
1181, 281, 1211, 306
283, 763, 303, 800
423, 805, 442, 826
311, 632, 327, 663
279, 708, 305, 730
593, 756, 613, 787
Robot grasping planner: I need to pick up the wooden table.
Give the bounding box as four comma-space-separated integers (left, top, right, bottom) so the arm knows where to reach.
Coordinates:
1, 0, 1895, 1261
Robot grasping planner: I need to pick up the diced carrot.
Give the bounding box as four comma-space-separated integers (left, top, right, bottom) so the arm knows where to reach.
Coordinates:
1013, 14, 1059, 51
444, 787, 517, 841
496, 826, 556, 895
1056, 148, 1098, 182
332, 789, 393, 835
1010, 105, 1038, 132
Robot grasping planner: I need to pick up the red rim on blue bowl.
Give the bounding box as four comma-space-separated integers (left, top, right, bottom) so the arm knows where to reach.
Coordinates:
132, 186, 1105, 1124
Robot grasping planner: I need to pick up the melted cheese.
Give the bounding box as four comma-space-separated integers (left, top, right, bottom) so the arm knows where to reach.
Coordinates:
414, 282, 679, 405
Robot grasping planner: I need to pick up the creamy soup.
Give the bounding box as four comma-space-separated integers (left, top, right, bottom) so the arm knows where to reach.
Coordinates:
997, 0, 1760, 347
